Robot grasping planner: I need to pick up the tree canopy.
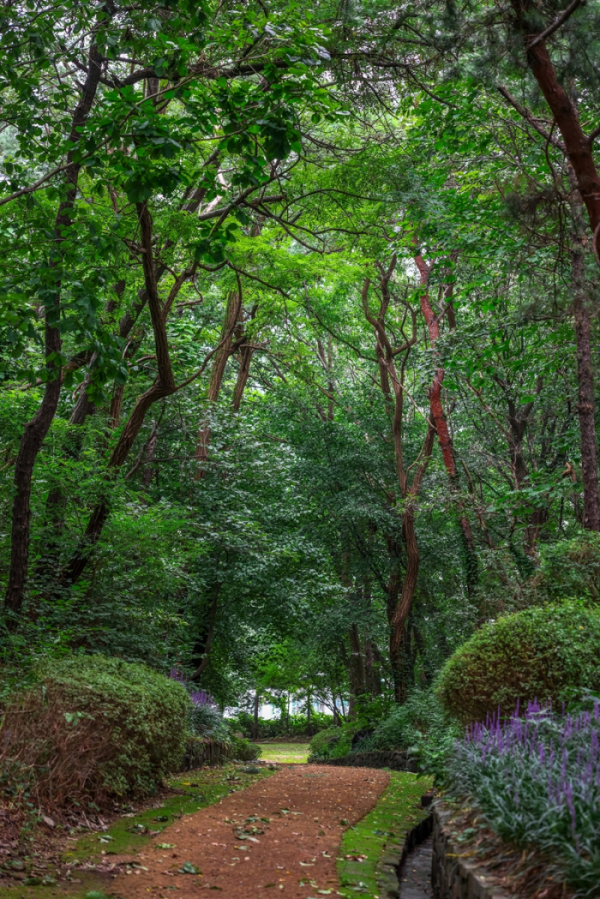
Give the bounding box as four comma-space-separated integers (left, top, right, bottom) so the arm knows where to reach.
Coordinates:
1, 0, 600, 711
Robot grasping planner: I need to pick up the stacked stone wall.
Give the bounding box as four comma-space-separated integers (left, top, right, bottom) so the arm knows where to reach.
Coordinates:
310, 750, 418, 771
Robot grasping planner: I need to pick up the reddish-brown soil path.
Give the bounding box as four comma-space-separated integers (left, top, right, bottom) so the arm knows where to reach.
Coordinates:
114, 764, 389, 899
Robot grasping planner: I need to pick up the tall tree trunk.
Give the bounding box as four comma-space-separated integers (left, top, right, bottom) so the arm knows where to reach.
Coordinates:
348, 623, 366, 714
195, 289, 240, 475
572, 248, 600, 529
190, 581, 221, 680
58, 202, 178, 588
232, 342, 255, 412
511, 1, 600, 253
364, 638, 381, 696
362, 262, 435, 702
3, 44, 103, 627
415, 253, 478, 594
252, 690, 260, 740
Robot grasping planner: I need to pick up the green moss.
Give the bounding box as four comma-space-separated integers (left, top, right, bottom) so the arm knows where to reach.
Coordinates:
337, 772, 432, 899
0, 872, 110, 899
436, 602, 600, 723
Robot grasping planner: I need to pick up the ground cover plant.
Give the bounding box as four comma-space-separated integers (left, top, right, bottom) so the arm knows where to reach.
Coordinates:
449, 700, 600, 895
355, 690, 460, 780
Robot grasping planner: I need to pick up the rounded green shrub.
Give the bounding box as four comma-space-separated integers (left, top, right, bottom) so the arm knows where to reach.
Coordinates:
0, 654, 191, 807
230, 736, 261, 761
308, 725, 353, 760
436, 603, 600, 723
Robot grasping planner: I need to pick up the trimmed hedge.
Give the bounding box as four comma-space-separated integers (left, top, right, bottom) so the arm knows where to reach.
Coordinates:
436, 603, 600, 723
0, 654, 190, 808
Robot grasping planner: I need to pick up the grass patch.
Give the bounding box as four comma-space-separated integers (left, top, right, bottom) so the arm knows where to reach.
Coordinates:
337, 771, 432, 899
256, 743, 310, 764
0, 764, 274, 899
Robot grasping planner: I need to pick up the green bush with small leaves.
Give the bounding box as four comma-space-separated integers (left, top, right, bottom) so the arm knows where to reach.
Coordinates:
356, 689, 459, 779
230, 736, 262, 761
308, 724, 355, 761
436, 603, 600, 723
0, 654, 191, 806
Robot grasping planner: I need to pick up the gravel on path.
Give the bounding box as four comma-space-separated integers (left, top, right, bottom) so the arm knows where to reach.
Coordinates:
113, 764, 389, 899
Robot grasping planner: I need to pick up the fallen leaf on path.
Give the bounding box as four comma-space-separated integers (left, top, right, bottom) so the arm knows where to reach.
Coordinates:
178, 861, 201, 874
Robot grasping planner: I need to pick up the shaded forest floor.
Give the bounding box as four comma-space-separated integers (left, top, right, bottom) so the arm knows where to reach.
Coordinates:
0, 763, 431, 899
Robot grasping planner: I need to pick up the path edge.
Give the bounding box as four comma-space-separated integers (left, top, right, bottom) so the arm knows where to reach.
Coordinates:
377, 800, 433, 899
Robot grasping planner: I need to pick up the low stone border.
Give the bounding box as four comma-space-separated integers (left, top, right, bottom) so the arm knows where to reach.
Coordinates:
309, 750, 419, 771
431, 803, 511, 899
378, 809, 433, 899
180, 737, 231, 770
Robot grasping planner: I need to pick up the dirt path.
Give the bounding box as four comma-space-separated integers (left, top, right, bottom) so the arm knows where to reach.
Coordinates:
114, 764, 389, 899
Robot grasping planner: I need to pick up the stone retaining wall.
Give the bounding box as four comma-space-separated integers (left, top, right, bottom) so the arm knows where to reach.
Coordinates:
180, 737, 231, 770
431, 804, 510, 899
378, 811, 433, 899
310, 750, 419, 771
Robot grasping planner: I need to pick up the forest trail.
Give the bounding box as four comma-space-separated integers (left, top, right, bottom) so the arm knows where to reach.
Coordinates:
113, 765, 389, 899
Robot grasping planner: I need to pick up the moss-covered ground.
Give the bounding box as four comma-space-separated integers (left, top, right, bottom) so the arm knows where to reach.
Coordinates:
337, 771, 432, 898
256, 743, 310, 763
0, 764, 274, 899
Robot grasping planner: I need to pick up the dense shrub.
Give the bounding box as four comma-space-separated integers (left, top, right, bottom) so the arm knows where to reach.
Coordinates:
308, 725, 355, 761
0, 654, 190, 809
449, 700, 600, 894
436, 603, 600, 723
230, 736, 262, 761
356, 689, 459, 778
228, 710, 333, 739
531, 533, 600, 604
189, 702, 230, 741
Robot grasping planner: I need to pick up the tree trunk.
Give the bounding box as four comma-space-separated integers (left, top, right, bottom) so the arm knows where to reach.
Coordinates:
252, 690, 260, 740
361, 262, 435, 703
190, 581, 221, 680
347, 623, 366, 715
232, 343, 255, 412
3, 44, 102, 627
511, 1, 600, 251
195, 289, 240, 474
58, 202, 178, 588
572, 249, 600, 529
415, 253, 478, 595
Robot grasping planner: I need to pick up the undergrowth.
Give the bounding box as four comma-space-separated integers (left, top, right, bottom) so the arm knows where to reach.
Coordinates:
449, 698, 600, 896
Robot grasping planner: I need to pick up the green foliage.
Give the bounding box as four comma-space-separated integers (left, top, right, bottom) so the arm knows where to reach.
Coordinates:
0, 654, 191, 805
188, 703, 230, 741
308, 724, 356, 760
230, 736, 262, 762
436, 604, 600, 723
44, 654, 190, 795
229, 710, 333, 738
531, 533, 600, 604
357, 690, 459, 779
